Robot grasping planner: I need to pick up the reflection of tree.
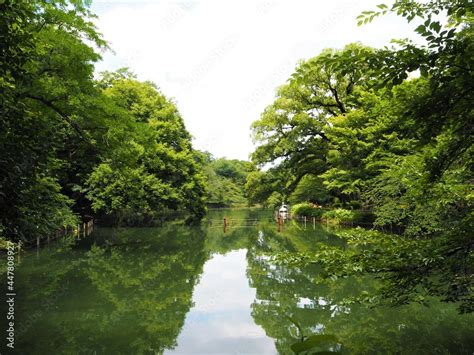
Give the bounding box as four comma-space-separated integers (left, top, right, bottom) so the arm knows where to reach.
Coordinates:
7, 213, 474, 354
247, 248, 344, 354
12, 226, 208, 354
203, 208, 274, 255
246, 224, 474, 354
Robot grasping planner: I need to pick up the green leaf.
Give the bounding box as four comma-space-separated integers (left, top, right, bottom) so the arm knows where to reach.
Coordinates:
291, 334, 340, 354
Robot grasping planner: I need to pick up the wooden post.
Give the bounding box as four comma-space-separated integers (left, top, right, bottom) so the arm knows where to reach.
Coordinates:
36, 236, 40, 249
224, 218, 228, 233
313, 216, 315, 229
83, 222, 86, 237
304, 216, 307, 229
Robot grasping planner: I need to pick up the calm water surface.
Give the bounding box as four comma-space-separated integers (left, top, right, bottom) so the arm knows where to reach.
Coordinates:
2, 209, 473, 354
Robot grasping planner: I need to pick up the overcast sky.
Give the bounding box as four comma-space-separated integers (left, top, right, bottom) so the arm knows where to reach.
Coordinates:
92, 0, 421, 161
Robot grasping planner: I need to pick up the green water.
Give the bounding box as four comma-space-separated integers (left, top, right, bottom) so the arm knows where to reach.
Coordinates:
2, 209, 473, 354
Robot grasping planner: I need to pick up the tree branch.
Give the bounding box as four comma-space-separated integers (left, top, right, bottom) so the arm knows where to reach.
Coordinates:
24, 94, 98, 151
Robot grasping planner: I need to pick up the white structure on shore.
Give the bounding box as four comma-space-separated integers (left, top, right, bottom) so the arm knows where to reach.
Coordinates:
278, 203, 289, 220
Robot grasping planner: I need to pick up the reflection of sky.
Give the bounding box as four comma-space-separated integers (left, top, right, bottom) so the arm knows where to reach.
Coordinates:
165, 249, 276, 354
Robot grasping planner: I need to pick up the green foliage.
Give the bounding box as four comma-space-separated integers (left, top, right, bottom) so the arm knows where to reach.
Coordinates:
249, 44, 374, 204
291, 203, 323, 218
291, 334, 341, 354
248, 0, 474, 312
1, 0, 105, 241
322, 209, 355, 224
266, 191, 284, 209
289, 175, 330, 205
199, 152, 252, 207
277, 225, 473, 314
211, 158, 252, 184
245, 169, 281, 206
86, 77, 206, 225
0, 1, 206, 240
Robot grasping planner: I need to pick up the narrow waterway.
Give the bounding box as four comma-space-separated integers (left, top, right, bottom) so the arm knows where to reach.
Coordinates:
2, 209, 473, 354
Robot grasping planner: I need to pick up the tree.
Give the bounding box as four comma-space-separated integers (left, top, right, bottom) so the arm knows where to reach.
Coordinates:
0, 0, 106, 242
249, 44, 375, 205
199, 152, 253, 207
86, 76, 207, 224
250, 1, 473, 312
0, 1, 208, 242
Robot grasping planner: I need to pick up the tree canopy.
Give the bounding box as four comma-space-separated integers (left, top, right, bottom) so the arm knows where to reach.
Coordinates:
249, 0, 473, 312
0, 0, 206, 242
199, 152, 254, 207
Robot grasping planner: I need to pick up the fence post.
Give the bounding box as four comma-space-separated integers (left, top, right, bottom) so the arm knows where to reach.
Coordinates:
36, 236, 40, 249
304, 216, 307, 229
313, 216, 315, 229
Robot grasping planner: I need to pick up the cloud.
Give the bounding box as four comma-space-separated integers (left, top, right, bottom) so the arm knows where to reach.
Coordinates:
93, 0, 421, 160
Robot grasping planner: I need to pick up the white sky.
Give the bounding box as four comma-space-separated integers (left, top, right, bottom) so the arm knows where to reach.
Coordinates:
92, 0, 421, 160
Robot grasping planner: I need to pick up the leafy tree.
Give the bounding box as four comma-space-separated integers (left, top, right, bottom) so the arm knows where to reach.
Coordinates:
0, 1, 208, 241
0, 0, 105, 242
289, 175, 330, 206
250, 223, 474, 354
86, 76, 207, 224
249, 44, 375, 204
199, 152, 253, 207
249, 1, 473, 312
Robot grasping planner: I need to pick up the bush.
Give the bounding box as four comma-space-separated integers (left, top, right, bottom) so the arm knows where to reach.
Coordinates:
291, 203, 324, 218
322, 208, 355, 224
352, 210, 376, 225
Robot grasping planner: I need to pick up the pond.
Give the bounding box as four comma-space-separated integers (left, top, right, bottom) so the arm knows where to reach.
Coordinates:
2, 208, 473, 354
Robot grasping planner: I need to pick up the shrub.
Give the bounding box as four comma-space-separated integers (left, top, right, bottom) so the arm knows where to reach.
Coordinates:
322, 208, 355, 224
291, 203, 324, 218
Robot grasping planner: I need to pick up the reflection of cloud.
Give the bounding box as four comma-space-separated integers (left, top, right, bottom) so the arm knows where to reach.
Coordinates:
166, 249, 276, 354
191, 250, 254, 312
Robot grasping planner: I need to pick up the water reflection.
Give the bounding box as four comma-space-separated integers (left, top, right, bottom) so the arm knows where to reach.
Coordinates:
7, 226, 208, 354
165, 250, 275, 354
245, 221, 474, 354
2, 209, 473, 354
